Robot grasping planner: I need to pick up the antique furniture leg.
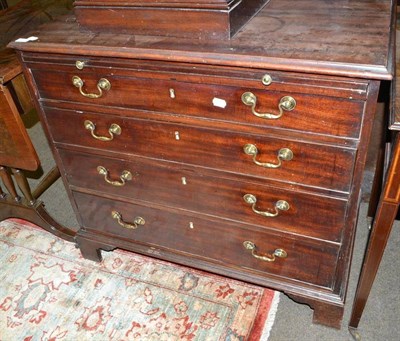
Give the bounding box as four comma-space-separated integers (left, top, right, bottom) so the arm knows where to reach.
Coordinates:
75, 236, 115, 262
0, 166, 19, 201
0, 165, 76, 242
12, 168, 35, 205
288, 293, 344, 329
349, 134, 400, 338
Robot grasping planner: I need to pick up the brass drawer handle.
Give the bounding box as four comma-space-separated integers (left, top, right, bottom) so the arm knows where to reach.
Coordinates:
244, 144, 293, 168
241, 92, 296, 119
243, 194, 289, 217
111, 211, 145, 230
243, 241, 287, 262
84, 120, 121, 141
97, 166, 132, 186
72, 75, 111, 99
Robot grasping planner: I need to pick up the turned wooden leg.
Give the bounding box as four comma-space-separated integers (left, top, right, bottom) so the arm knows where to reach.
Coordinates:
0, 166, 20, 201
11, 168, 35, 205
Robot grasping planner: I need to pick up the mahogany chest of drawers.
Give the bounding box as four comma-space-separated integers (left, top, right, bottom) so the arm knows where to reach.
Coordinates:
9, 0, 395, 329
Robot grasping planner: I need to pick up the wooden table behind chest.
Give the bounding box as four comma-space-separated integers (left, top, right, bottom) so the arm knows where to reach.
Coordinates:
9, 0, 395, 329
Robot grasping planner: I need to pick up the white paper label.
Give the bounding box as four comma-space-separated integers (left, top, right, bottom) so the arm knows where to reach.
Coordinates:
212, 97, 227, 109
15, 36, 39, 43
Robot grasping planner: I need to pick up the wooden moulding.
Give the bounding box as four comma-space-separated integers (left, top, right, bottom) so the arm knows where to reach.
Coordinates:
74, 0, 271, 39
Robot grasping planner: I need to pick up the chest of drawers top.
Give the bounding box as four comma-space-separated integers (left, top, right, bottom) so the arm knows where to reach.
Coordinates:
9, 0, 394, 81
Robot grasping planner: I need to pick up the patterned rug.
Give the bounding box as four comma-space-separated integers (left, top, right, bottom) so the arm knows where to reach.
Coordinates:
0, 219, 279, 340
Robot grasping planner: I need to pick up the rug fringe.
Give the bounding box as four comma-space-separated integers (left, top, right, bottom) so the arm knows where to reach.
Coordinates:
260, 291, 280, 340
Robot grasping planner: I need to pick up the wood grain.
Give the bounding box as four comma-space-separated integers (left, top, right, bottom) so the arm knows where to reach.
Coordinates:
74, 0, 270, 39
9, 0, 394, 80
44, 106, 357, 193
73, 190, 340, 289
59, 148, 348, 242
27, 56, 367, 140
0, 83, 39, 170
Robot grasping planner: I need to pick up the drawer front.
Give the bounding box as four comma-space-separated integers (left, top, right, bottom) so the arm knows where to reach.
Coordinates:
73, 191, 339, 289
45, 107, 356, 193
30, 63, 366, 139
60, 149, 347, 242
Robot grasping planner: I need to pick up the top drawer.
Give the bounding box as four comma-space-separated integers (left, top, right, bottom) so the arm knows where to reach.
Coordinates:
25, 54, 368, 140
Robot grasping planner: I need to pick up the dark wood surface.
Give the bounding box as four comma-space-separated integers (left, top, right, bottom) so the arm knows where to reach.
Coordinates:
24, 53, 367, 140
0, 0, 73, 83
73, 190, 340, 288
0, 56, 21, 85
9, 0, 395, 330
44, 106, 356, 193
74, 0, 270, 39
0, 80, 38, 170
9, 0, 394, 80
58, 148, 348, 242
0, 0, 73, 48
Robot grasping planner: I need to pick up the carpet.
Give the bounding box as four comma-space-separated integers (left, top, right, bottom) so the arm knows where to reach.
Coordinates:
0, 218, 279, 340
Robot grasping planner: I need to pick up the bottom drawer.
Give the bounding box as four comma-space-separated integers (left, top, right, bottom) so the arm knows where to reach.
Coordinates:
73, 191, 339, 289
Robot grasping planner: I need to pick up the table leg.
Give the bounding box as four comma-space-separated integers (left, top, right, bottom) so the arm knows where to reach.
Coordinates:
349, 134, 400, 334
